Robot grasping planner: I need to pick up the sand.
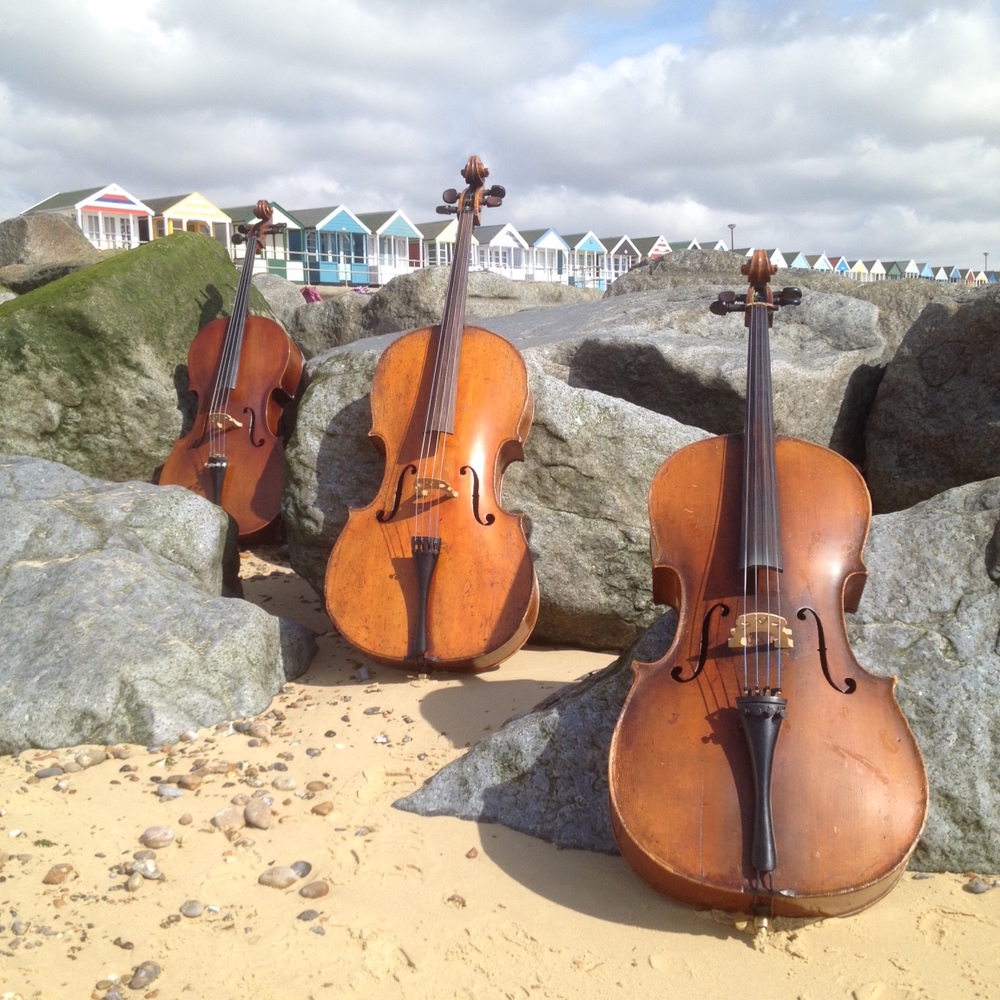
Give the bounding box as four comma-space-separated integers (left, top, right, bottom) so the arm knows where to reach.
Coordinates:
1, 547, 998, 999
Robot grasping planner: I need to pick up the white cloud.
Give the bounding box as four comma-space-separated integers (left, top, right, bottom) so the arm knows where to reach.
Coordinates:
0, 0, 997, 268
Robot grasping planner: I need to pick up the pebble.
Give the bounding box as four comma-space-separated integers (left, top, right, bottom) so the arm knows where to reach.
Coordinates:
177, 773, 202, 790
180, 899, 204, 917
75, 747, 107, 768
139, 826, 174, 849
272, 775, 297, 791
244, 799, 273, 830
297, 909, 320, 921
248, 721, 271, 740
306, 781, 327, 792
964, 877, 994, 894
156, 785, 183, 800
258, 865, 299, 889
129, 858, 163, 880
178, 813, 193, 826
126, 872, 144, 892
306, 748, 322, 757
324, 730, 337, 738
299, 880, 329, 899
311, 801, 335, 817
35, 766, 64, 779
212, 806, 245, 831
42, 863, 73, 885
290, 860, 312, 878
363, 706, 382, 716
128, 960, 161, 990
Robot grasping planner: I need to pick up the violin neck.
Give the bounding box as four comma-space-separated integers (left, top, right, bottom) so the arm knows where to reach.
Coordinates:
426, 206, 475, 436
742, 293, 783, 575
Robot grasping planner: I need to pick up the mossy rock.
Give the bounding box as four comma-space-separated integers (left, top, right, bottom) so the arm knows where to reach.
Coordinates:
0, 232, 273, 482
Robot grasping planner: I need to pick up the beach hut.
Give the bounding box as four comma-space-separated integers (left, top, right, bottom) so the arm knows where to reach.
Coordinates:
933, 266, 951, 282
699, 239, 728, 252
140, 192, 232, 246
668, 240, 701, 252
223, 203, 306, 283
805, 254, 833, 272
848, 260, 868, 281
25, 183, 153, 250
763, 249, 789, 269
416, 218, 480, 269
601, 236, 642, 282
473, 223, 529, 280
631, 236, 671, 262
828, 256, 851, 276
294, 206, 371, 286
519, 228, 571, 283
357, 210, 421, 286
784, 251, 810, 269
863, 260, 886, 282
562, 232, 608, 290
918, 263, 934, 280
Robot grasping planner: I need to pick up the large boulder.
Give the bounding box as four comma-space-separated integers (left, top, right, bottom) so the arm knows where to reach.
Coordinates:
866, 286, 1000, 512
284, 348, 708, 649
0, 231, 273, 483
396, 477, 1000, 873
0, 213, 99, 267
0, 456, 316, 754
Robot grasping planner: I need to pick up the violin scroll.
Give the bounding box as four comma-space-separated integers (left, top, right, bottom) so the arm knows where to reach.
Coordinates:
435, 155, 505, 223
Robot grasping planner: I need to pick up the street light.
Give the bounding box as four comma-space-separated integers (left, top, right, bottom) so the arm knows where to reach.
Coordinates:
728, 224, 736, 251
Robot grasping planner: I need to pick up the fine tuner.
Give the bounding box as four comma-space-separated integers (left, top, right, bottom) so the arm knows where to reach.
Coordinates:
710, 286, 801, 315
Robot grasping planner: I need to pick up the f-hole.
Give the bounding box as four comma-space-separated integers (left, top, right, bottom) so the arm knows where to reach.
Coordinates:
377, 464, 417, 523
460, 465, 495, 526
796, 607, 857, 695
672, 602, 730, 682
243, 406, 264, 447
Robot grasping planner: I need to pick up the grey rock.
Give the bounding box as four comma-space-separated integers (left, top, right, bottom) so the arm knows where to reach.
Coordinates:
396, 479, 1000, 873
252, 272, 307, 332
0, 212, 98, 270
289, 292, 366, 358
866, 286, 1000, 512
0, 456, 315, 753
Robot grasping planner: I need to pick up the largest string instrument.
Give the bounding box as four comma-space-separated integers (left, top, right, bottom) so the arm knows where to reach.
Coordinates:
608, 250, 927, 919
325, 156, 538, 671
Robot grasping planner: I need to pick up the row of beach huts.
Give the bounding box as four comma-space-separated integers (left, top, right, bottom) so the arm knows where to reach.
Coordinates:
22, 183, 998, 292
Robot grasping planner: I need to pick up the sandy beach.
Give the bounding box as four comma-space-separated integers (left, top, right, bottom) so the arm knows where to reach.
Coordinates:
1, 547, 998, 999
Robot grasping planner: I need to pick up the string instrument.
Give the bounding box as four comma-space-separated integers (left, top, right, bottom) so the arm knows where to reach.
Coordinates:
608, 250, 927, 919
159, 200, 303, 541
324, 156, 538, 671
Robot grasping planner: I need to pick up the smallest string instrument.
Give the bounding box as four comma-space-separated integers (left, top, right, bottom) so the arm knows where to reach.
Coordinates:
159, 200, 303, 541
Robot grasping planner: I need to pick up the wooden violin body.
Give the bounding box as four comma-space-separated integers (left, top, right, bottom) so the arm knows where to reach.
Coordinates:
324, 158, 538, 671
159, 201, 303, 541
608, 251, 927, 919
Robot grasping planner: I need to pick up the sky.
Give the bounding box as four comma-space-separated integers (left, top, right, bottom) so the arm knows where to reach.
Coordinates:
1, 0, 998, 270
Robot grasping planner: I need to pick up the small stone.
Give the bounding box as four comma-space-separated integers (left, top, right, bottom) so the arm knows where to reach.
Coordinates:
306, 748, 322, 757
244, 799, 273, 830
212, 806, 245, 831
156, 785, 183, 800
299, 880, 329, 899
180, 899, 204, 918
324, 730, 337, 738
290, 860, 312, 878
258, 865, 299, 889
113, 936, 134, 949
311, 801, 335, 817
139, 826, 174, 849
128, 960, 161, 989
305, 781, 327, 792
466, 847, 479, 859
75, 747, 107, 768
178, 813, 193, 826
126, 872, 144, 892
42, 863, 73, 885
297, 909, 320, 921
248, 721, 271, 739
177, 773, 202, 790
35, 766, 64, 779
271, 775, 296, 791
180, 729, 198, 742
363, 706, 382, 715
964, 877, 994, 894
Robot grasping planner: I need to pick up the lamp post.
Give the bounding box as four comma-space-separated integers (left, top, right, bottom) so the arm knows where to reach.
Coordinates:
728, 224, 736, 251
985, 251, 989, 273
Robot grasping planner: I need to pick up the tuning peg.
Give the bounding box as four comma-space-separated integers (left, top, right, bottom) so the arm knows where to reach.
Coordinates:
486, 185, 506, 200
231, 232, 246, 245
777, 287, 801, 306
441, 188, 460, 204
709, 290, 746, 315
483, 195, 503, 209
436, 205, 457, 216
